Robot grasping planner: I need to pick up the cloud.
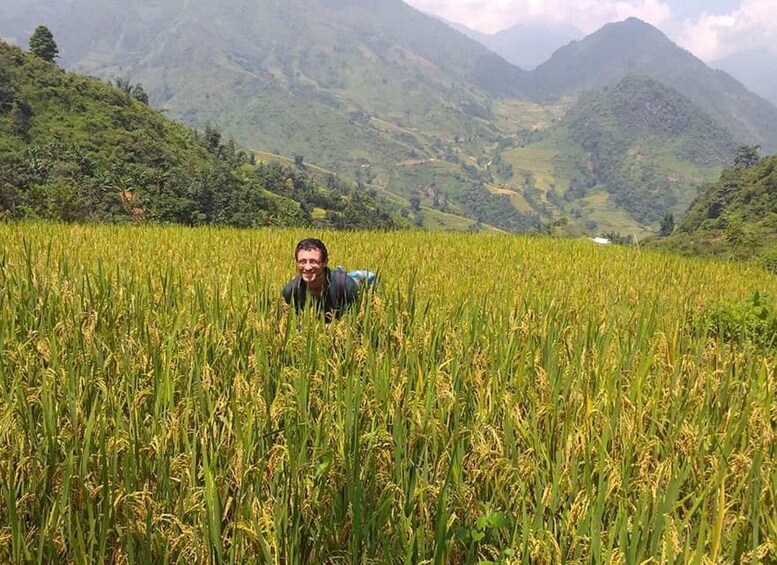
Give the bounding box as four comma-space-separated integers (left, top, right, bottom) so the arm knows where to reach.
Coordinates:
405, 0, 777, 62
678, 0, 777, 61
404, 0, 672, 34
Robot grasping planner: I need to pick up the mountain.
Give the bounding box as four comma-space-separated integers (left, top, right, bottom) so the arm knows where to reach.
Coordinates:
562, 75, 735, 221
529, 18, 777, 152
497, 75, 737, 234
0, 0, 544, 231
449, 20, 582, 70
712, 49, 777, 108
656, 150, 777, 262
0, 0, 532, 151
1, 0, 529, 96
4, 4, 777, 237
0, 39, 399, 229
677, 150, 777, 237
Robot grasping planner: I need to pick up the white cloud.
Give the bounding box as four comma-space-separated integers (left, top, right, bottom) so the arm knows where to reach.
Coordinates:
404, 0, 672, 34
405, 0, 777, 62
678, 0, 777, 61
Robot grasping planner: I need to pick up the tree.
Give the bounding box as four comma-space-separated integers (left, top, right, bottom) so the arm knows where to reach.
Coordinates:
203, 124, 222, 154
9, 100, 34, 137
409, 193, 421, 212
733, 145, 761, 169
659, 213, 675, 236
0, 67, 16, 110
725, 216, 759, 258
130, 84, 149, 105
114, 77, 133, 95
29, 26, 59, 63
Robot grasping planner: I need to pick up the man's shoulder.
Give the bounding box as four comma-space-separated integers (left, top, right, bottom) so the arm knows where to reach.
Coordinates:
329, 268, 357, 291
282, 276, 301, 302
344, 273, 358, 293
332, 269, 359, 302
330, 267, 354, 284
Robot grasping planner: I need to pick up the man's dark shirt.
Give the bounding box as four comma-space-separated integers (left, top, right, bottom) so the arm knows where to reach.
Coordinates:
282, 267, 359, 320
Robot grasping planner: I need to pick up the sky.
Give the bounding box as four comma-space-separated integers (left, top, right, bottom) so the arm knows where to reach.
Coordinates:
404, 0, 777, 61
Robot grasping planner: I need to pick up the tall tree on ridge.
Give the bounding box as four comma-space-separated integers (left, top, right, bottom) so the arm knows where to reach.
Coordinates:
733, 145, 761, 169
130, 84, 149, 105
29, 26, 59, 63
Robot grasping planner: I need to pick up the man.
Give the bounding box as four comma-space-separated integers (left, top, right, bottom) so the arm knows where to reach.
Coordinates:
282, 238, 359, 321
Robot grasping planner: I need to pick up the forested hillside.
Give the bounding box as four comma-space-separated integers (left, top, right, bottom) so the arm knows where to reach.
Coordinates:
663, 149, 777, 263
556, 75, 736, 225
0, 0, 557, 231
0, 0, 535, 188
0, 40, 398, 229
3, 4, 777, 236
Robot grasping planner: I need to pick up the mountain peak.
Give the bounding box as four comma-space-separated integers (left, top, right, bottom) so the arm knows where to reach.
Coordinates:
620, 16, 659, 29
569, 17, 671, 54
529, 17, 777, 150
529, 17, 683, 102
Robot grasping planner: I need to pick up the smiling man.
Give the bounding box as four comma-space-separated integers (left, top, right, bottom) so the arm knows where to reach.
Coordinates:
282, 238, 359, 321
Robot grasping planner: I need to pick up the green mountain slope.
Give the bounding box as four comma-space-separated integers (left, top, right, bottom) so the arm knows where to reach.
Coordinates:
529, 18, 777, 152
499, 76, 736, 234
0, 40, 399, 229
0, 0, 550, 232
4, 6, 775, 236
665, 152, 777, 259
0, 0, 532, 169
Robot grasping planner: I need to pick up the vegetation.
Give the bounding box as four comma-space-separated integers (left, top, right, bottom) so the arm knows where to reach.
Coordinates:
530, 17, 777, 152
553, 75, 735, 227
3, 9, 776, 234
3, 0, 528, 223
1, 224, 776, 562
492, 74, 740, 236
28, 25, 58, 63
659, 149, 777, 264
0, 2, 616, 234
114, 78, 149, 106
659, 213, 675, 236
460, 183, 537, 232
0, 40, 398, 230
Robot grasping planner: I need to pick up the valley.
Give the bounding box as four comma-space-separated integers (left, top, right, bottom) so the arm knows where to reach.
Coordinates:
2, 1, 777, 238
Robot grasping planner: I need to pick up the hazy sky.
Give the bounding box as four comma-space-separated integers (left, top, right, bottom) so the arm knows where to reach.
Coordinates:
404, 0, 777, 61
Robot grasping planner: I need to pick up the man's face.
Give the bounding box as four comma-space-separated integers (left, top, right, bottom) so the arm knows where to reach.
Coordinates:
296, 248, 327, 285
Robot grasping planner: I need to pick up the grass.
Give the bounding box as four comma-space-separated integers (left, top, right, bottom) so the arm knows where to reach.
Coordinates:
578, 190, 654, 237
1, 223, 776, 563
485, 184, 534, 215
491, 99, 564, 132
419, 206, 502, 232
501, 143, 561, 191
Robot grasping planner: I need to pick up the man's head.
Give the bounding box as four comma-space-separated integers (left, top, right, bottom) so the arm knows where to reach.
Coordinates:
295, 238, 328, 286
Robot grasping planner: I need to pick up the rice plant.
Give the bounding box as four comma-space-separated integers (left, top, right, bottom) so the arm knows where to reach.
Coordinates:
0, 223, 775, 563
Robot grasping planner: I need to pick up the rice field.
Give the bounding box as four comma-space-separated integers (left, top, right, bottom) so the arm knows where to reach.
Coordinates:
1, 223, 776, 563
